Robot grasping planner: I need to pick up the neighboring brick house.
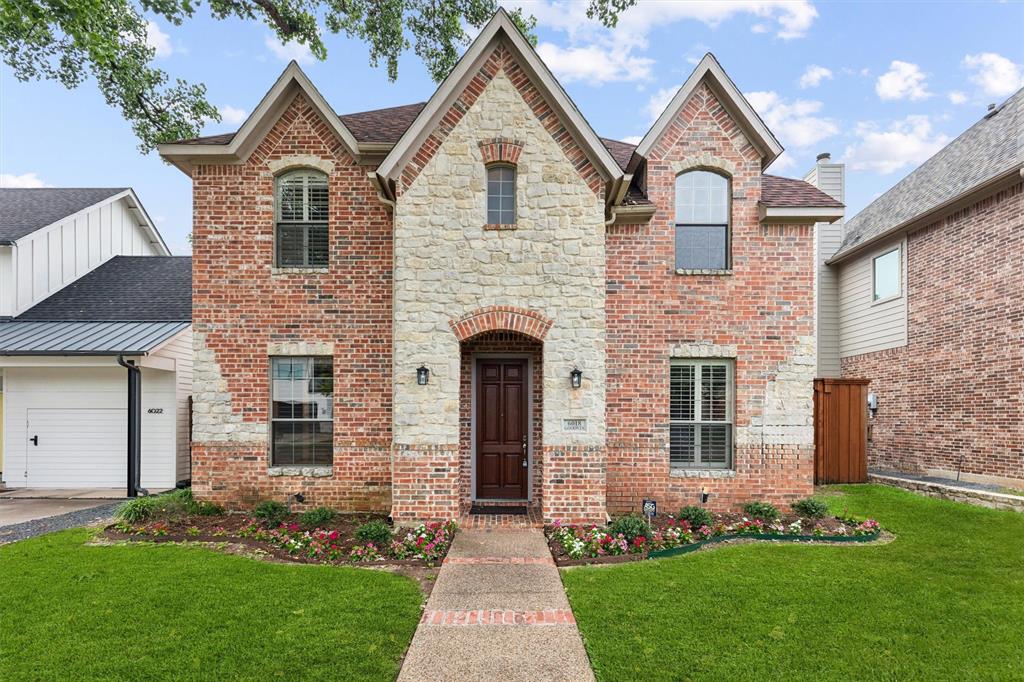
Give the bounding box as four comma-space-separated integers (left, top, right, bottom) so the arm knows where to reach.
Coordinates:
815, 89, 1023, 488
159, 10, 843, 522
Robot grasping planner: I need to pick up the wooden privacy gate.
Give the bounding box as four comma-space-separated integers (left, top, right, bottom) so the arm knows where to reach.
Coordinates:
813, 378, 870, 484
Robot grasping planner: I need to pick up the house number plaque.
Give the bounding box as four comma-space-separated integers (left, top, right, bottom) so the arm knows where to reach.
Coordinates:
563, 418, 587, 433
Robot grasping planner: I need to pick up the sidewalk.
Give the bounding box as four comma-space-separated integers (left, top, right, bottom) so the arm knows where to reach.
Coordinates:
398, 529, 595, 681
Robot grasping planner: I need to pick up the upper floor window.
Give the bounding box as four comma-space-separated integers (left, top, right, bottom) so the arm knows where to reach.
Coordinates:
486, 164, 516, 226
872, 247, 901, 301
276, 170, 328, 267
675, 170, 729, 271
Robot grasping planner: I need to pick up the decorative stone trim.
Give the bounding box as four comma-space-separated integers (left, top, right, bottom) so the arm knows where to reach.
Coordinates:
419, 609, 576, 626
267, 155, 335, 175
478, 137, 525, 165
449, 305, 554, 342
271, 267, 329, 275
869, 473, 1024, 512
267, 341, 335, 355
670, 468, 737, 479
483, 223, 518, 231
669, 342, 739, 358
676, 269, 734, 276
672, 154, 735, 177
267, 466, 333, 478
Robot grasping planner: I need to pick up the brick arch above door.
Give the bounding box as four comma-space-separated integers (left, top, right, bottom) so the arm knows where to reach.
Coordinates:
449, 305, 553, 343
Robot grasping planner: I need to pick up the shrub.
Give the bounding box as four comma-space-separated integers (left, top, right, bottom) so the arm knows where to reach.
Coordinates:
253, 500, 289, 527
743, 501, 780, 522
300, 506, 336, 529
115, 496, 162, 523
355, 519, 392, 547
115, 488, 194, 523
192, 501, 224, 516
608, 514, 652, 542
677, 505, 714, 529
792, 497, 829, 519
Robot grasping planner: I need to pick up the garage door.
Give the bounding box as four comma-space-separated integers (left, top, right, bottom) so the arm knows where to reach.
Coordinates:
27, 408, 126, 487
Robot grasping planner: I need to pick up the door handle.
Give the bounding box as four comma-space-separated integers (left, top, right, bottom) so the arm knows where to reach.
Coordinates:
30, 435, 38, 446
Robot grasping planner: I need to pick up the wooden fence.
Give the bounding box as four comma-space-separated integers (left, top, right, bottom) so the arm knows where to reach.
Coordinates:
813, 378, 870, 484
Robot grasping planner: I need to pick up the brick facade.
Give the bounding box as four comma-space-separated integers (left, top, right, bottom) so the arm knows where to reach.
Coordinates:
842, 182, 1024, 485
187, 52, 817, 519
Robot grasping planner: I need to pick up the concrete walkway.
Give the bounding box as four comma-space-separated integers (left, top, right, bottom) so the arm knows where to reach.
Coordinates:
398, 529, 594, 681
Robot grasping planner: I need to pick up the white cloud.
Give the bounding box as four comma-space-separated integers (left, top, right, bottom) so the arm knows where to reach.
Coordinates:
948, 90, 968, 105
265, 35, 314, 65
145, 20, 173, 59
842, 115, 950, 174
799, 64, 832, 89
0, 172, 50, 188
643, 85, 679, 124
963, 52, 1024, 98
620, 135, 643, 145
219, 105, 249, 125
535, 43, 653, 84
768, 151, 797, 171
875, 60, 931, 101
744, 90, 838, 148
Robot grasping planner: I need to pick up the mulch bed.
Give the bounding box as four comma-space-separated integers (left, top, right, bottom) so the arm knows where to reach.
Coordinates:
547, 512, 883, 567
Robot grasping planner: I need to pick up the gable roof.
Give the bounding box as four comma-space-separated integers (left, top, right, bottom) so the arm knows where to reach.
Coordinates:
633, 54, 783, 170
158, 62, 360, 174
761, 175, 843, 208
17, 256, 192, 322
0, 188, 126, 243
373, 8, 624, 192
340, 102, 427, 144
832, 88, 1024, 263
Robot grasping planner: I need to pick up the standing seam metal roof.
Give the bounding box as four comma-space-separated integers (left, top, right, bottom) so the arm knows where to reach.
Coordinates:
0, 321, 189, 355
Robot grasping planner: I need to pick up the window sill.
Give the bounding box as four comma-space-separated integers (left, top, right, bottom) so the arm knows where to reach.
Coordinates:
870, 293, 903, 307
484, 223, 517, 231
271, 267, 329, 275
675, 269, 733, 276
670, 468, 736, 479
267, 466, 333, 478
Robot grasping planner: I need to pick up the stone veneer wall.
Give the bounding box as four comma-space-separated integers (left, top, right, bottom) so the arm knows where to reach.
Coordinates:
391, 57, 607, 523
605, 82, 816, 514
189, 92, 394, 510
842, 182, 1023, 486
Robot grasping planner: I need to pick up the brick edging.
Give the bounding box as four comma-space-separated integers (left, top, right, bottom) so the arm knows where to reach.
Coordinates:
419, 609, 576, 626
443, 556, 554, 566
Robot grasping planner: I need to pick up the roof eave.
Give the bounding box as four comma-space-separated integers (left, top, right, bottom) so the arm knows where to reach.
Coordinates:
759, 205, 844, 224
827, 164, 1024, 265
375, 8, 623, 187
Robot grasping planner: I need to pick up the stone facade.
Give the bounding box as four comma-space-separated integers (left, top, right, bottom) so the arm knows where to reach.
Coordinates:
843, 182, 1024, 486
185, 47, 819, 521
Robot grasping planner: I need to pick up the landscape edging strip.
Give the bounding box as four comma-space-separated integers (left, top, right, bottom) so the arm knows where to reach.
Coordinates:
645, 530, 883, 560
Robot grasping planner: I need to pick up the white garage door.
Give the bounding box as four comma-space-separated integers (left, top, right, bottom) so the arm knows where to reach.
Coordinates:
27, 408, 126, 487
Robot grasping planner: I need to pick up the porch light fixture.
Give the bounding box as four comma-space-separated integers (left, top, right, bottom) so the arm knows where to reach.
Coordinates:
416, 365, 430, 386
570, 367, 583, 390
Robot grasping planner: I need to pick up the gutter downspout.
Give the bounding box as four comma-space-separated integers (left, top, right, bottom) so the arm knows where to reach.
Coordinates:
117, 355, 147, 498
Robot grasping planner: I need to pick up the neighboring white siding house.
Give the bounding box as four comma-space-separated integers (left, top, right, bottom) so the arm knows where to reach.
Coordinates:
836, 236, 908, 358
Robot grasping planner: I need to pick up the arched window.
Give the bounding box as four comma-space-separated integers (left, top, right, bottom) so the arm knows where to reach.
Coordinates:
486, 164, 516, 226
276, 169, 328, 267
674, 170, 730, 270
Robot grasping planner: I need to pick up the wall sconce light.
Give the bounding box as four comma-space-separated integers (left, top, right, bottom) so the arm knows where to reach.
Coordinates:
416, 365, 430, 386
570, 367, 583, 390
867, 392, 878, 419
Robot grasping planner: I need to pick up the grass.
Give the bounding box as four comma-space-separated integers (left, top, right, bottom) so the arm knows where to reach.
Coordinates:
563, 485, 1024, 680
0, 529, 423, 681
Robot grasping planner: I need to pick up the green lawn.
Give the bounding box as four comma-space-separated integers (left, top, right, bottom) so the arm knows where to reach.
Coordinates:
0, 529, 423, 681
563, 485, 1024, 680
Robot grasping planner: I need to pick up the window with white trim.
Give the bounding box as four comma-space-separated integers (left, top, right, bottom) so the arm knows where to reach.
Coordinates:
486, 164, 516, 225
271, 357, 333, 466
670, 359, 734, 469
675, 170, 730, 270
872, 247, 901, 301
276, 170, 328, 267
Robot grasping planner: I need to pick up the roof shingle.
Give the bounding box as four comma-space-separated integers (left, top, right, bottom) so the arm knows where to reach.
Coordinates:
761, 175, 844, 208
0, 188, 127, 242
17, 256, 192, 322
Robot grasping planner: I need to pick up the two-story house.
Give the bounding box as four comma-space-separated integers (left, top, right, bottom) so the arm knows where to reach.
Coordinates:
159, 9, 842, 522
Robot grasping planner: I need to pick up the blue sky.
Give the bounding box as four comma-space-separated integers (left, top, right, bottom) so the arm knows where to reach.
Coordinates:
2, 1, 1022, 255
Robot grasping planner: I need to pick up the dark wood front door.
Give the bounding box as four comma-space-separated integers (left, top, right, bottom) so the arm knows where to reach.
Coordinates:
476, 359, 528, 499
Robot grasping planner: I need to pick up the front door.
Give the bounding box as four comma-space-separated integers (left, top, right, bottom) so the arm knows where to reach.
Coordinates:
476, 359, 528, 499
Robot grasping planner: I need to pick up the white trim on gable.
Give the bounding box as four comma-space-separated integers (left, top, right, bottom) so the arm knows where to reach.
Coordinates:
634, 54, 784, 170
373, 8, 624, 197
158, 62, 360, 175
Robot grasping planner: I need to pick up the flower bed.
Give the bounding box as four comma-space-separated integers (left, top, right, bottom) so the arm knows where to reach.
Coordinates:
105, 507, 457, 568
546, 513, 882, 566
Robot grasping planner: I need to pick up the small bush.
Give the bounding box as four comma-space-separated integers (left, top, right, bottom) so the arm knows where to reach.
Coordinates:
792, 497, 829, 519
192, 501, 224, 516
115, 488, 196, 523
115, 496, 163, 523
253, 500, 289, 527
743, 501, 780, 521
677, 505, 714, 529
300, 506, 336, 529
355, 519, 392, 547
609, 514, 652, 542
